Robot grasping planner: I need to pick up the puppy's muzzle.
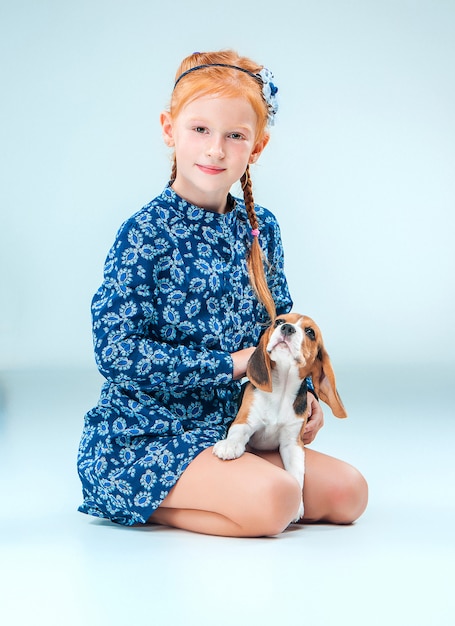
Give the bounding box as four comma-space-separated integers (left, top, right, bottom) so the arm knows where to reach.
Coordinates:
280, 323, 296, 337
266, 321, 302, 363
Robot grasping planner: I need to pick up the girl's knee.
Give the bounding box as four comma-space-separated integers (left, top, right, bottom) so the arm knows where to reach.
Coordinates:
327, 465, 368, 524
248, 472, 302, 536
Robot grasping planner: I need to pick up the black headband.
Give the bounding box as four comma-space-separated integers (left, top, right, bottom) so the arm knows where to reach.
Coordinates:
173, 63, 263, 90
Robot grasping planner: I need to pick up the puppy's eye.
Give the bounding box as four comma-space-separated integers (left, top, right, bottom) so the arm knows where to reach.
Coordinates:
305, 327, 316, 340
274, 318, 285, 327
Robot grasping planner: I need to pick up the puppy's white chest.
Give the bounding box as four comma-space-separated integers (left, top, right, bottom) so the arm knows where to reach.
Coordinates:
248, 370, 305, 449
253, 390, 295, 424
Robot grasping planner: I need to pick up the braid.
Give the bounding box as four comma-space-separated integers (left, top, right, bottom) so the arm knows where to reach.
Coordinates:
241, 166, 276, 322
170, 156, 177, 184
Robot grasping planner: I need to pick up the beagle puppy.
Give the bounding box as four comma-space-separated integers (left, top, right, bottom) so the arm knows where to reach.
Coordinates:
213, 313, 347, 521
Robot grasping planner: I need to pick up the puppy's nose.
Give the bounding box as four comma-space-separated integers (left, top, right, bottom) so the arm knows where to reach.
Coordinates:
280, 323, 296, 337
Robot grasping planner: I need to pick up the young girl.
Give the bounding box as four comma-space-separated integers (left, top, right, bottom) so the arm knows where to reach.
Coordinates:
77, 50, 368, 537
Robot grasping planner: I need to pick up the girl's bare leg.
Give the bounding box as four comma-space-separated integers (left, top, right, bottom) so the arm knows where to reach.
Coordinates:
149, 448, 302, 537
252, 447, 368, 525
149, 446, 368, 537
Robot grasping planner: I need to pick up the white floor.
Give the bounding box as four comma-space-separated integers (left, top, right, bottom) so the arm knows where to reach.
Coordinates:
1, 365, 454, 626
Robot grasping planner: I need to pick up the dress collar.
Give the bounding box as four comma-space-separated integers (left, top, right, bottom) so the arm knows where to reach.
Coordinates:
160, 185, 237, 218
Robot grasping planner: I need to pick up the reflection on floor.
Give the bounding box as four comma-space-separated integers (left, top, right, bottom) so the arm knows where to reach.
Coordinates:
1, 365, 454, 626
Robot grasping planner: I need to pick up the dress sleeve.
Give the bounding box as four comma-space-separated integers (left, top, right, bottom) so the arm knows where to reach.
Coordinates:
91, 217, 234, 394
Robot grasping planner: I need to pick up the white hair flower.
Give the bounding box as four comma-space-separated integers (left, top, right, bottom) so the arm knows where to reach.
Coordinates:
258, 67, 279, 126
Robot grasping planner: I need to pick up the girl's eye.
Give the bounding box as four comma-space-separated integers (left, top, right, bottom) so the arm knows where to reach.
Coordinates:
229, 133, 244, 140
194, 127, 207, 133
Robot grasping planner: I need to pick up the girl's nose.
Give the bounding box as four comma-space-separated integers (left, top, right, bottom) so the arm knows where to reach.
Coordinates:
207, 136, 225, 159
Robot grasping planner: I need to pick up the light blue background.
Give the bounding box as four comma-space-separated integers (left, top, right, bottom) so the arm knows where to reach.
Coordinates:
1, 0, 454, 371
1, 5, 455, 625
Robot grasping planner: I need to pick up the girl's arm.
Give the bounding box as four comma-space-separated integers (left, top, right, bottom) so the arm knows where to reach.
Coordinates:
91, 218, 234, 394
231, 346, 256, 380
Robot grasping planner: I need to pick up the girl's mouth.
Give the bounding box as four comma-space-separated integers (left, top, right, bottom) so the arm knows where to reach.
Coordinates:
196, 164, 226, 175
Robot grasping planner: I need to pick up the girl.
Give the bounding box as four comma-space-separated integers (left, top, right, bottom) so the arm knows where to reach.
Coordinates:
77, 50, 368, 537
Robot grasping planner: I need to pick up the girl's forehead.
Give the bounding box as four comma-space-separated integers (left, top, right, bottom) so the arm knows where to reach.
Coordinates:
179, 95, 258, 125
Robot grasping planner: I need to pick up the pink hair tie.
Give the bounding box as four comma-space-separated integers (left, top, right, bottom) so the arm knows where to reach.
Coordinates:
251, 228, 260, 237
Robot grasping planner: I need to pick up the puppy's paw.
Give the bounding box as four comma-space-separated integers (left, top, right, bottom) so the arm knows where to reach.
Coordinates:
213, 439, 245, 460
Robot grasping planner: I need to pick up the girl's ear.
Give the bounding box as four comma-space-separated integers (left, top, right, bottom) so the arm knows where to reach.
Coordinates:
249, 133, 270, 164
160, 111, 175, 147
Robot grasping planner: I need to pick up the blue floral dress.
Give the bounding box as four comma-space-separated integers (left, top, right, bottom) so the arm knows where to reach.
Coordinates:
77, 186, 293, 525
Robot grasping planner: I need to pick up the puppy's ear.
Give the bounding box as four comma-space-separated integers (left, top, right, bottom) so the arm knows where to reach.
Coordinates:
310, 346, 347, 418
246, 333, 273, 392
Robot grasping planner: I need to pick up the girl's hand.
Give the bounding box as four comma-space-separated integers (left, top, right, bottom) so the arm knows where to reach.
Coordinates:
302, 392, 324, 445
231, 347, 256, 380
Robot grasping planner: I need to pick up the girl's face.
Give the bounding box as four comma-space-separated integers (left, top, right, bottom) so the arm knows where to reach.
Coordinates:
161, 96, 268, 213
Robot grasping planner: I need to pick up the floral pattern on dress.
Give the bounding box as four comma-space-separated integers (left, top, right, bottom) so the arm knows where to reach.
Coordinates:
77, 186, 293, 525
